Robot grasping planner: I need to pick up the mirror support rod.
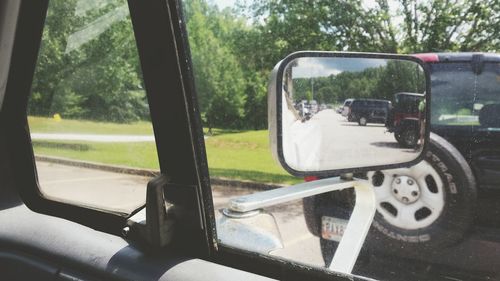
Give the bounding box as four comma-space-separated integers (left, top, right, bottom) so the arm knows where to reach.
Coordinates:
228, 177, 376, 274
228, 177, 356, 212
329, 180, 376, 273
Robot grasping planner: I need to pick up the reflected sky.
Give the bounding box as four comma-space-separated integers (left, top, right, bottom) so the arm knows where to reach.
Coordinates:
292, 57, 389, 78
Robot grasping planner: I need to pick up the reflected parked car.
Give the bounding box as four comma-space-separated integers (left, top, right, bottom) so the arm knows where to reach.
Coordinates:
385, 92, 425, 147
347, 99, 392, 126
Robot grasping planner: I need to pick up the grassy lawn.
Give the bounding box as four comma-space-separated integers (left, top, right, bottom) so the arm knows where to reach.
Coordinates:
32, 140, 160, 169
30, 116, 300, 184
205, 130, 300, 184
29, 116, 154, 135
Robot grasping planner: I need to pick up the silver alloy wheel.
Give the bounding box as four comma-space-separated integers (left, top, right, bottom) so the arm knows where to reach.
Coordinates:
369, 161, 445, 229
359, 117, 367, 126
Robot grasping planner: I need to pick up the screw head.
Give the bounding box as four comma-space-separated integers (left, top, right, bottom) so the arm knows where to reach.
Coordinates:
122, 226, 130, 237
395, 178, 401, 184
411, 191, 419, 197
407, 179, 414, 185
393, 189, 399, 194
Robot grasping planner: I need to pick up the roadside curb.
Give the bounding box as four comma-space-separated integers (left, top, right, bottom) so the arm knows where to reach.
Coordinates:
35, 155, 284, 190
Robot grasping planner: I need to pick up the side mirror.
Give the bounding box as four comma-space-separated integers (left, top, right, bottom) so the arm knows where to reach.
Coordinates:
269, 52, 431, 176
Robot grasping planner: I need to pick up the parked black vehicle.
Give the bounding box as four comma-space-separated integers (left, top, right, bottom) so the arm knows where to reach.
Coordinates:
346, 99, 392, 126
385, 92, 425, 148
303, 52, 500, 278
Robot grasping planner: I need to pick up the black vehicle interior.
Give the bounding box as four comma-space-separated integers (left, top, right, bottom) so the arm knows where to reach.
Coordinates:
479, 104, 500, 128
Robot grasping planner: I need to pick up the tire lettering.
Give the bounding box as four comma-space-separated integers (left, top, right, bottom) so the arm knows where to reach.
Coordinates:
444, 172, 453, 183
437, 162, 448, 172
373, 221, 431, 243
432, 154, 441, 162
449, 182, 457, 194
429, 151, 458, 194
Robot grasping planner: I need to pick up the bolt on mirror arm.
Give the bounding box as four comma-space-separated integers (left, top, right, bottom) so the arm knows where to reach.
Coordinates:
227, 176, 376, 274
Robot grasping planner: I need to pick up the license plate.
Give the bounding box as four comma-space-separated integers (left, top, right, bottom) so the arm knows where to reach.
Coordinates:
321, 216, 348, 242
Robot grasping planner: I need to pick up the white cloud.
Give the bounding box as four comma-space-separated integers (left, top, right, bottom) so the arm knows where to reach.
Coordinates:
291, 57, 388, 79
292, 58, 342, 78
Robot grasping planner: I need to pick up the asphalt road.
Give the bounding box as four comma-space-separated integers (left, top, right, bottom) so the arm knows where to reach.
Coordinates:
283, 109, 419, 170
37, 161, 325, 267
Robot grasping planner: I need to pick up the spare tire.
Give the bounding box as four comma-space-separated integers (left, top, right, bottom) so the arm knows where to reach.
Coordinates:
302, 133, 477, 263
369, 133, 477, 256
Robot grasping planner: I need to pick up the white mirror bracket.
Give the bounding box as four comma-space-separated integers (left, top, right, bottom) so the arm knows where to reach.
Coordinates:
329, 179, 376, 273
228, 177, 376, 274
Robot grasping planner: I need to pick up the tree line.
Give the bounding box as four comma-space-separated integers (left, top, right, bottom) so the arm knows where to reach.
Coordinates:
29, 0, 499, 129
292, 60, 425, 104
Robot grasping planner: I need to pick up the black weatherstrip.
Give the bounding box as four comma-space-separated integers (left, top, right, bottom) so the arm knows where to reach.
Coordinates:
127, 0, 214, 257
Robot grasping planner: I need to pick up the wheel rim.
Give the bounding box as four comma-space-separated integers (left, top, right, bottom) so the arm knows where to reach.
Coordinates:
360, 117, 367, 125
369, 161, 445, 229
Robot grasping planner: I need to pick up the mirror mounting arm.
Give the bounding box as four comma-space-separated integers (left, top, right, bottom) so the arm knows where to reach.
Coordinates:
228, 177, 356, 212
227, 176, 376, 274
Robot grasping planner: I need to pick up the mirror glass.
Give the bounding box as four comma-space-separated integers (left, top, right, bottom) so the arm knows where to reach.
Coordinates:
281, 56, 427, 172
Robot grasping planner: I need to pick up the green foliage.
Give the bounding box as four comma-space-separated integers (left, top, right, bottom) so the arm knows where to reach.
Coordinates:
184, 0, 246, 129
456, 108, 472, 116
29, 0, 498, 128
292, 60, 425, 104
30, 0, 146, 123
399, 0, 499, 52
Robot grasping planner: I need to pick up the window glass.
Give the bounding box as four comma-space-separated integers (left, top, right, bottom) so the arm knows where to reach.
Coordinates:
430, 63, 476, 125
430, 62, 500, 128
476, 63, 500, 129
183, 0, 499, 280
29, 0, 158, 215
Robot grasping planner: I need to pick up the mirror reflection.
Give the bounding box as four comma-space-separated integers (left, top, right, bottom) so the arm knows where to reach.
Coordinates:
281, 57, 426, 172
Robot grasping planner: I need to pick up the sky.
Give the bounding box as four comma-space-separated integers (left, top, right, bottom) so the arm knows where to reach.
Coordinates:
216, 0, 399, 12
292, 57, 388, 79
215, 0, 237, 9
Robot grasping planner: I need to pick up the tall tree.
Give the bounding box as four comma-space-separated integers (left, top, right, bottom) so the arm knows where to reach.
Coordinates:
398, 0, 499, 52
30, 0, 146, 123
184, 0, 247, 130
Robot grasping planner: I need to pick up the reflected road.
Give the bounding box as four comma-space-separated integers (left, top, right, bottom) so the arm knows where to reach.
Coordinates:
284, 109, 417, 170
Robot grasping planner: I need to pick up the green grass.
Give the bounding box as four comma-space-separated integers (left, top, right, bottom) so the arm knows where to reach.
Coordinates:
30, 116, 300, 184
32, 140, 160, 169
29, 116, 154, 135
205, 130, 300, 184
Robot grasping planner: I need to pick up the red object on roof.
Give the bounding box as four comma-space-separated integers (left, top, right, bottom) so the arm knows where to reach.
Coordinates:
413, 53, 439, 62
304, 176, 318, 182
